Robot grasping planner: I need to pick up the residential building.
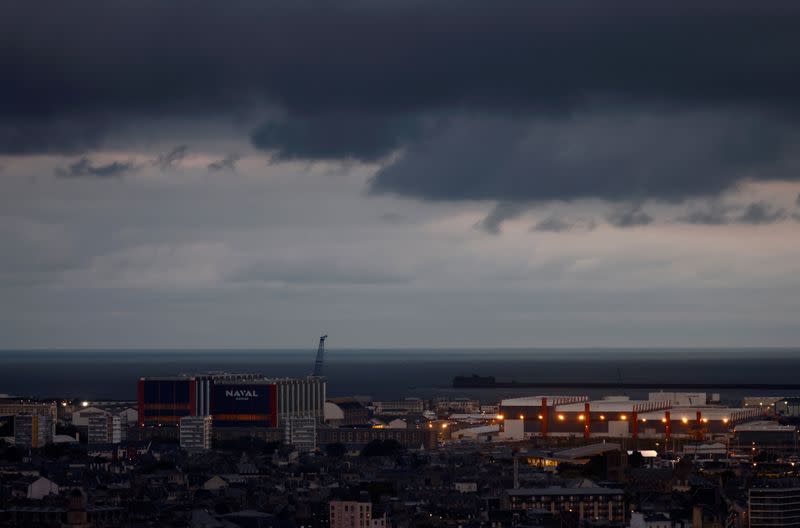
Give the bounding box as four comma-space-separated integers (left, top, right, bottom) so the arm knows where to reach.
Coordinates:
329, 500, 388, 528
88, 414, 126, 444
285, 416, 317, 452
180, 416, 212, 452
506, 486, 625, 521
749, 479, 800, 528
14, 413, 54, 448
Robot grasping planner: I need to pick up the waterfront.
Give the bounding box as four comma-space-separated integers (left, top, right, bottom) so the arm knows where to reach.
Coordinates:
1, 348, 798, 402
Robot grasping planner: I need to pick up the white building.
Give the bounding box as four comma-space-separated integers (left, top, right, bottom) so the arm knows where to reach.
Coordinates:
72, 405, 137, 427
88, 414, 126, 444
267, 377, 327, 423
284, 416, 317, 452
180, 416, 212, 452
24, 476, 60, 500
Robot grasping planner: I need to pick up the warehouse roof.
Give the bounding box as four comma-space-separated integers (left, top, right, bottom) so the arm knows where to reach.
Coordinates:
501, 396, 587, 407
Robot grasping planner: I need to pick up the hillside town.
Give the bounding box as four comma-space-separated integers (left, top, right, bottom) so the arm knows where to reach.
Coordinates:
1, 378, 799, 527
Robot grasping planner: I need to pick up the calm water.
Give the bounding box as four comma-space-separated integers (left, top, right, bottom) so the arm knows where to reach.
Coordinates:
0, 348, 798, 404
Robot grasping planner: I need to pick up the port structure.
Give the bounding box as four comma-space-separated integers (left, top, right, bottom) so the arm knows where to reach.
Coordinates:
313, 335, 328, 377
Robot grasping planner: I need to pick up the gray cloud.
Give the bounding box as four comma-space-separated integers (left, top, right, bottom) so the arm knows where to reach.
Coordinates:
533, 216, 575, 233
606, 204, 653, 228
676, 201, 789, 225
228, 259, 410, 286
55, 157, 135, 179
207, 154, 240, 172
476, 202, 529, 235
736, 202, 787, 225
676, 202, 736, 225
154, 146, 187, 170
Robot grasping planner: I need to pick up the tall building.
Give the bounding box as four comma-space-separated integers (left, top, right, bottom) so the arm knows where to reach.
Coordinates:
180, 416, 212, 452
749, 479, 800, 528
88, 414, 126, 444
285, 416, 317, 452
329, 500, 387, 528
14, 413, 54, 449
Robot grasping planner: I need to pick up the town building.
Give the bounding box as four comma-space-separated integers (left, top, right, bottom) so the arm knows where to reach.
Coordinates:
0, 400, 58, 423
87, 414, 126, 444
749, 478, 800, 528
329, 500, 388, 528
180, 415, 212, 452
14, 413, 54, 448
285, 416, 317, 452
506, 486, 625, 521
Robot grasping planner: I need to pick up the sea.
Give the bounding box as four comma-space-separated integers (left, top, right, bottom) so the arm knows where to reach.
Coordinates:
0, 348, 798, 405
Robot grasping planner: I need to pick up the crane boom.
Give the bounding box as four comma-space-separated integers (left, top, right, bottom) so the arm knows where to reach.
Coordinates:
313, 335, 328, 376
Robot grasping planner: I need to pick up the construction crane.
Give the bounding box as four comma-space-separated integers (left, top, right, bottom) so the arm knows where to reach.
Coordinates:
313, 335, 328, 377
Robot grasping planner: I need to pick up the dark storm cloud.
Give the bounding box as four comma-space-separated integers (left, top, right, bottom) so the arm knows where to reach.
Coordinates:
207, 154, 240, 172
606, 204, 653, 228
369, 111, 799, 203
251, 114, 429, 162
0, 121, 105, 155
154, 146, 187, 170
4, 1, 800, 204
55, 157, 135, 179
3, 2, 800, 135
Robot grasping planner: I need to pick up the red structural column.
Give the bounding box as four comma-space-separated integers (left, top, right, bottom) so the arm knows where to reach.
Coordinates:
189, 379, 197, 416
632, 411, 639, 439
664, 411, 671, 440
584, 402, 590, 439
696, 410, 703, 441
541, 397, 548, 438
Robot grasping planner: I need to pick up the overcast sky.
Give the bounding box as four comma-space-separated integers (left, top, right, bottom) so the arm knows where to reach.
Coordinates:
2, 1, 800, 348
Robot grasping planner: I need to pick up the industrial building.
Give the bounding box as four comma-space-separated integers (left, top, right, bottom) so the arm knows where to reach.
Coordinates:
180, 416, 212, 452
267, 376, 326, 423
137, 374, 324, 428
325, 398, 370, 427
372, 399, 425, 415
775, 397, 800, 417
14, 413, 54, 449
733, 421, 798, 454
88, 414, 126, 445
0, 400, 58, 424
499, 393, 764, 441
210, 381, 278, 428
